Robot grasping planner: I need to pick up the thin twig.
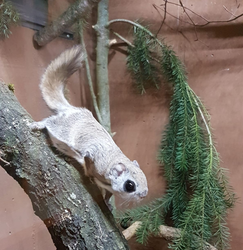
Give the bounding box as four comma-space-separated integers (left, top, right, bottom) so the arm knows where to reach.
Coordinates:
178, 0, 198, 40
108, 19, 155, 37
189, 88, 212, 147
0, 156, 10, 166
108, 19, 167, 64
153, 1, 167, 36
161, 0, 208, 23
160, 0, 243, 27
94, 0, 111, 133
156, 4, 195, 26
78, 23, 102, 123
111, 31, 134, 47
223, 5, 237, 18
179, 0, 195, 25
0, 150, 10, 166
111, 30, 161, 64
107, 19, 164, 48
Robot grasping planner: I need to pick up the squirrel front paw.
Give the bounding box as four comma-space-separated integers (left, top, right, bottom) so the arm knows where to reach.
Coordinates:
29, 121, 46, 131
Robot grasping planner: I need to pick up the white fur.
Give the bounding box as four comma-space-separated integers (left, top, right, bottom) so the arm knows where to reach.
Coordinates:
30, 46, 148, 203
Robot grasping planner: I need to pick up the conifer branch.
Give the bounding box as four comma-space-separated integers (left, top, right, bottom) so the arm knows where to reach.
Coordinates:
111, 20, 235, 249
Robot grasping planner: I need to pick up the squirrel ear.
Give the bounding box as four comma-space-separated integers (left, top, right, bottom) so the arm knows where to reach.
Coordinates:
109, 163, 127, 179
133, 160, 140, 168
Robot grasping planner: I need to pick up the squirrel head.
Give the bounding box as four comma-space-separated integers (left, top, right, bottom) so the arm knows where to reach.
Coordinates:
108, 161, 148, 202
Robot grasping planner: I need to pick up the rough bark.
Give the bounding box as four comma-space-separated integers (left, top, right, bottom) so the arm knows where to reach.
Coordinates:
0, 82, 129, 250
93, 0, 111, 133
33, 0, 99, 47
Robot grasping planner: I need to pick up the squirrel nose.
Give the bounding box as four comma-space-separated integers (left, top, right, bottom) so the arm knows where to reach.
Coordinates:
139, 189, 148, 198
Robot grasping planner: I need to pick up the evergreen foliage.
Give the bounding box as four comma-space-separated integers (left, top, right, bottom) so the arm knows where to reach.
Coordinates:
0, 0, 19, 38
121, 22, 235, 249
127, 27, 159, 94
118, 198, 164, 244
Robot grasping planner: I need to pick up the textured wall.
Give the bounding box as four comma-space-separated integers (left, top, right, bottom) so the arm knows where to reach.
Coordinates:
108, 1, 243, 249
0, 0, 243, 249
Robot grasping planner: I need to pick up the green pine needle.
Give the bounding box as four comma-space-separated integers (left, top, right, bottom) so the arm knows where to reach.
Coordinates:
158, 45, 235, 249
116, 199, 164, 244
127, 26, 160, 94
123, 21, 235, 249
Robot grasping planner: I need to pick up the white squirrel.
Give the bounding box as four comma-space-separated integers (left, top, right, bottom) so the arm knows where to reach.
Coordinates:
30, 45, 148, 204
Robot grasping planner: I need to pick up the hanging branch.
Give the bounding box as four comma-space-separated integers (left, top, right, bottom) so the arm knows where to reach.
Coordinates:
0, 82, 129, 250
108, 19, 235, 249
33, 0, 99, 47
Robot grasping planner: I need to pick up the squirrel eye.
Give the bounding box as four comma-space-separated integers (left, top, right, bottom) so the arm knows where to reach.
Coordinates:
124, 180, 136, 193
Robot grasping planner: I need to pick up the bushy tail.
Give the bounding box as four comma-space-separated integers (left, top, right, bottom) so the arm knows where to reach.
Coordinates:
40, 45, 85, 112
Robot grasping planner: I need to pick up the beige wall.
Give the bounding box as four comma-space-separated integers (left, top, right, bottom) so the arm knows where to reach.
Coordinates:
109, 1, 243, 249
0, 0, 243, 249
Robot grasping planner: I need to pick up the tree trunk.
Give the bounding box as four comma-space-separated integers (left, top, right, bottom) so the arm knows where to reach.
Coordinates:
0, 82, 129, 250
33, 0, 99, 47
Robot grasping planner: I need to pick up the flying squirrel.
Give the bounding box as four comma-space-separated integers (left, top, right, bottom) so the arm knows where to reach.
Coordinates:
30, 45, 148, 205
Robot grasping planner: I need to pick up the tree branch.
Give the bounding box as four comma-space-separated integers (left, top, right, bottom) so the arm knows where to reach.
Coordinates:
0, 82, 129, 250
122, 221, 218, 250
33, 0, 99, 47
93, 0, 111, 133
78, 22, 103, 124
